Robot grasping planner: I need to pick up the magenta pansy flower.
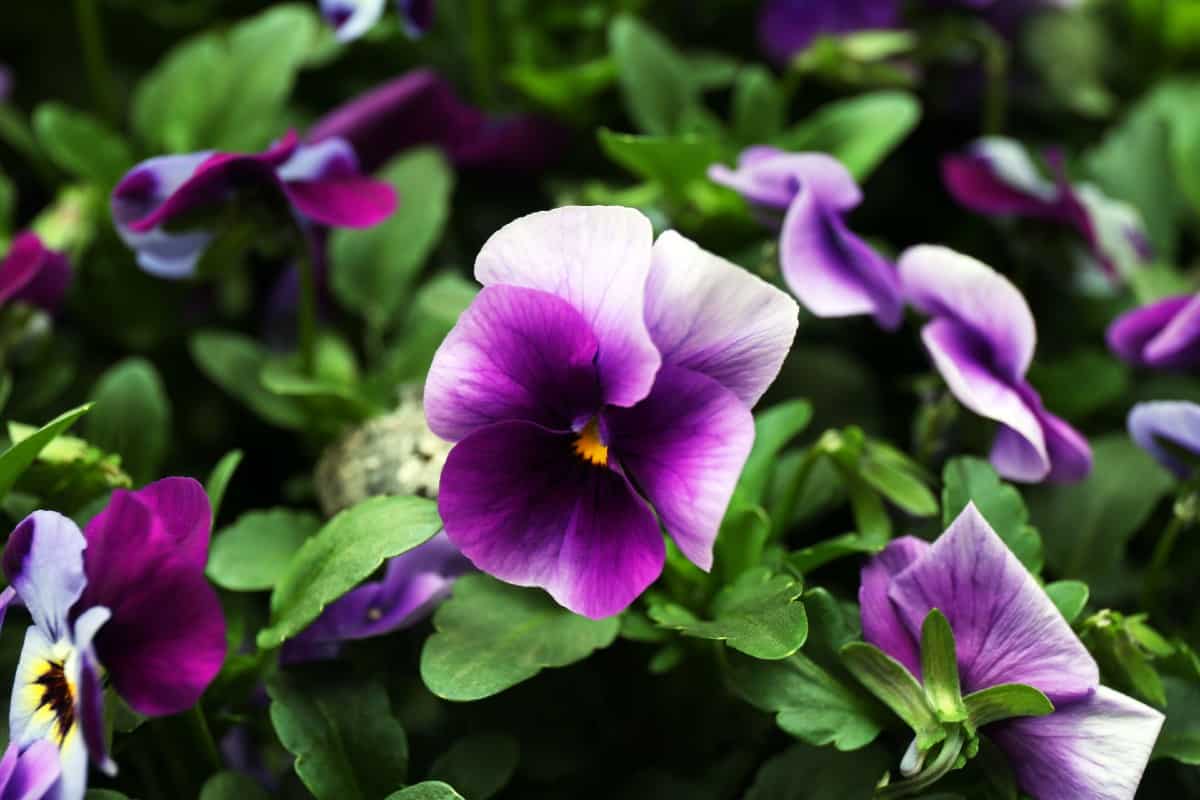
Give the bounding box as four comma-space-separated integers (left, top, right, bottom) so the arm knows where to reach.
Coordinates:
424, 206, 798, 618
709, 146, 903, 329
942, 137, 1153, 282
900, 245, 1091, 483
861, 504, 1163, 800
1127, 401, 1200, 478
319, 0, 434, 41
111, 131, 396, 279
0, 478, 227, 800
0, 233, 71, 313
1107, 294, 1200, 371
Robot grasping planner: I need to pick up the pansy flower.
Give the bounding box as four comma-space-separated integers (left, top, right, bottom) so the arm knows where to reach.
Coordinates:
942, 137, 1153, 282
860, 503, 1163, 800
425, 206, 798, 618
0, 233, 71, 313
0, 741, 59, 800
709, 146, 903, 329
1, 479, 227, 800
1128, 401, 1200, 478
900, 245, 1091, 482
319, 0, 434, 41
1107, 293, 1200, 370
111, 132, 396, 279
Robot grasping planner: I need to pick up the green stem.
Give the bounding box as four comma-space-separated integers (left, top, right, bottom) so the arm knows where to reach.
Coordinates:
468, 0, 495, 106
973, 26, 1008, 135
1150, 514, 1187, 579
296, 250, 318, 376
186, 705, 223, 774
74, 0, 121, 126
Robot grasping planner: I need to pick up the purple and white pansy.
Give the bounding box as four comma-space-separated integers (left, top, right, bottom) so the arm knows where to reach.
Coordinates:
1, 479, 226, 800
861, 503, 1163, 800
111, 131, 396, 279
424, 206, 798, 618
319, 0, 434, 41
1127, 401, 1200, 478
1107, 293, 1200, 371
709, 146, 903, 329
0, 233, 71, 314
899, 245, 1091, 483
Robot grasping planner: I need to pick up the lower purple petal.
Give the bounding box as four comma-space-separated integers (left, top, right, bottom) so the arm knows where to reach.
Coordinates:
1106, 295, 1196, 369
1128, 401, 1200, 478
0, 741, 60, 800
858, 536, 930, 679
0, 233, 71, 313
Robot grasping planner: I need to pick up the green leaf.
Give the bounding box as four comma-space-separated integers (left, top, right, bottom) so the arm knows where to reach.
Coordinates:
648, 567, 807, 659
0, 403, 91, 499
85, 792, 133, 800
1029, 436, 1174, 591
942, 457, 1043, 573
420, 574, 620, 701
205, 449, 243, 524
732, 66, 785, 145
597, 129, 731, 213
921, 610, 966, 723
744, 742, 892, 800
268, 673, 408, 800
1044, 580, 1089, 624
962, 683, 1053, 730
713, 489, 771, 584
1028, 350, 1130, 421
85, 358, 171, 484
330, 148, 454, 330
774, 91, 921, 180
859, 445, 938, 517
191, 331, 307, 430
608, 14, 700, 135
200, 772, 271, 800
386, 784, 465, 800
257, 496, 442, 648
787, 531, 886, 575
32, 103, 133, 185
1154, 676, 1200, 764
740, 399, 813, 505
841, 642, 944, 750
506, 58, 617, 117
208, 508, 321, 591
429, 733, 519, 800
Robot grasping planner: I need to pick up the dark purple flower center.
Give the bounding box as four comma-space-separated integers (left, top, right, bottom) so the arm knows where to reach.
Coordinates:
34, 659, 75, 744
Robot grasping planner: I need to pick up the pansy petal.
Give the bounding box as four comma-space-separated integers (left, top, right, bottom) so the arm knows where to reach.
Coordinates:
474, 207, 661, 408
1141, 294, 1200, 369
644, 231, 798, 407
0, 233, 71, 312
1034, 403, 1093, 483
606, 365, 754, 571
859, 536, 930, 679
989, 686, 1164, 800
889, 503, 1098, 701
3, 512, 86, 641
1106, 295, 1196, 369
1128, 401, 1200, 478
438, 420, 665, 618
72, 607, 114, 777
320, 0, 387, 41
277, 139, 396, 228
757, 0, 901, 65
709, 150, 861, 213
424, 285, 603, 441
2, 740, 61, 800
9, 626, 62, 749
941, 138, 1063, 218
899, 245, 1035, 381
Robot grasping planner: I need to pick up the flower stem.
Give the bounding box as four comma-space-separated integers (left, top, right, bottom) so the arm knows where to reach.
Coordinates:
973, 25, 1008, 135
186, 705, 223, 774
296, 251, 318, 376
73, 0, 121, 126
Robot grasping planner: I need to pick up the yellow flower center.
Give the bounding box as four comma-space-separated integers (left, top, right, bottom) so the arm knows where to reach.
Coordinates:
573, 419, 608, 467
31, 658, 75, 745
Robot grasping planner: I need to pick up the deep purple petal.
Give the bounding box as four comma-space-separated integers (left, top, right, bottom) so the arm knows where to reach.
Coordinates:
0, 233, 71, 313
320, 0, 386, 41
277, 139, 396, 228
474, 207, 661, 409
1106, 295, 1199, 369
607, 365, 755, 571
3, 512, 86, 642
438, 421, 665, 618
888, 503, 1098, 701
424, 285, 603, 441
644, 231, 798, 407
858, 536, 930, 679
941, 139, 1065, 221
1128, 401, 1200, 478
757, 0, 901, 65
989, 686, 1164, 800
899, 245, 1035, 382
0, 741, 61, 800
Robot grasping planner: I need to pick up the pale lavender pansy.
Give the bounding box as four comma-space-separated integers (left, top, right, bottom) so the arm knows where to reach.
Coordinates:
900, 245, 1091, 483
861, 504, 1163, 800
0, 233, 71, 313
1127, 401, 1200, 479
0, 742, 60, 800
709, 146, 903, 329
1107, 294, 1200, 371
942, 137, 1153, 282
319, 0, 434, 41
283, 532, 471, 662
425, 206, 798, 618
111, 131, 396, 279
1, 479, 226, 800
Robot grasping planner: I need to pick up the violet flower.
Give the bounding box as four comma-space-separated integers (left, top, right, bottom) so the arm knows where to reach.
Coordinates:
861, 503, 1163, 800
0, 479, 227, 800
900, 245, 1091, 482
942, 137, 1153, 282
111, 132, 396, 279
1107, 294, 1200, 371
709, 146, 903, 329
0, 742, 59, 800
319, 0, 434, 41
425, 206, 798, 618
0, 233, 71, 313
1128, 401, 1200, 478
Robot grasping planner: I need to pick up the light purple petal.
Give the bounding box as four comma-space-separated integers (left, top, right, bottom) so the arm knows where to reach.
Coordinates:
72, 607, 115, 777
424, 285, 603, 441
989, 686, 1164, 800
710, 149, 862, 213
757, 0, 901, 65
474, 207, 661, 408
3, 512, 86, 641
1070, 183, 1154, 281
607, 365, 755, 571
110, 152, 215, 278
899, 245, 1035, 382
941, 138, 1064, 220
1128, 401, 1200, 478
320, 0, 386, 41
1106, 295, 1200, 370
0, 233, 71, 313
858, 536, 930, 679
644, 231, 798, 407
0, 741, 61, 800
438, 420, 665, 618
888, 503, 1098, 702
